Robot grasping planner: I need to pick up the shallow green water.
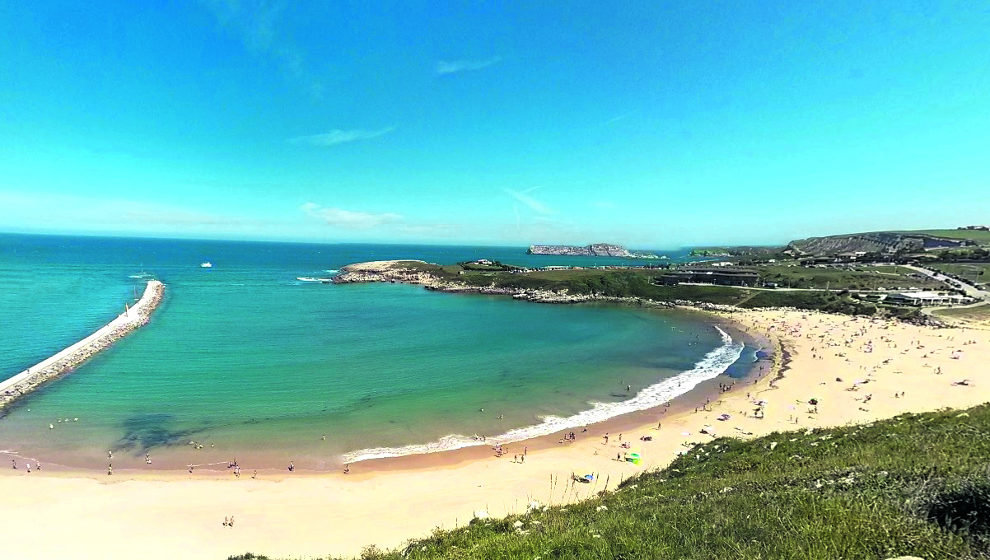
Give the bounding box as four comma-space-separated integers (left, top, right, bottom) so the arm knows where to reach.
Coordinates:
0, 235, 747, 470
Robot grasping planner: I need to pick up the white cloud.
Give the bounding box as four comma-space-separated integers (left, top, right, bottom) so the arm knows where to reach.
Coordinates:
289, 127, 395, 147
504, 188, 553, 215
300, 202, 402, 229
435, 56, 502, 76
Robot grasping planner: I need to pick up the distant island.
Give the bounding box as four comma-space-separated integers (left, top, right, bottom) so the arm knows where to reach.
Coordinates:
689, 248, 732, 257
528, 243, 661, 259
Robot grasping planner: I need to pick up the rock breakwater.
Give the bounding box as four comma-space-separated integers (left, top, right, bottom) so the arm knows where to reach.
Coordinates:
0, 280, 165, 411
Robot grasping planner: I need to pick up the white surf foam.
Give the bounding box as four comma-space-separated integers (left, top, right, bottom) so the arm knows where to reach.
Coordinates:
341, 326, 744, 463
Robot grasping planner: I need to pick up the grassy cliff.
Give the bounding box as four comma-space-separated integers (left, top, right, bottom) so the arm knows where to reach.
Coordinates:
232, 403, 990, 560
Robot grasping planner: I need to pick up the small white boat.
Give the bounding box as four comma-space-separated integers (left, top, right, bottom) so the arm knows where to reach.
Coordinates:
200, 262, 213, 268
297, 276, 332, 283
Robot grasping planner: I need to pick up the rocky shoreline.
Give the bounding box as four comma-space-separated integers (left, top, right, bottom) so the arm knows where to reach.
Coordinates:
333, 261, 739, 311
332, 261, 947, 327
0, 280, 165, 412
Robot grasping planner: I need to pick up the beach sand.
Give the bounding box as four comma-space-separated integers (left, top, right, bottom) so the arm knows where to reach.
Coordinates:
1, 309, 988, 560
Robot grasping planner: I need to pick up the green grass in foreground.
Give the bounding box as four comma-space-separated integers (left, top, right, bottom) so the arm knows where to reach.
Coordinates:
232, 403, 990, 560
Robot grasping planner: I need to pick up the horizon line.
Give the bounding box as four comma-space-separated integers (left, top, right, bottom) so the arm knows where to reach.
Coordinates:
0, 229, 754, 252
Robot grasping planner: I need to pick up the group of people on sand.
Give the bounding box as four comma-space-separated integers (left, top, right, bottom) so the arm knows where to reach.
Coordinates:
512, 447, 528, 463
222, 516, 235, 528
559, 431, 578, 444
747, 311, 980, 420
494, 442, 531, 464
10, 458, 41, 472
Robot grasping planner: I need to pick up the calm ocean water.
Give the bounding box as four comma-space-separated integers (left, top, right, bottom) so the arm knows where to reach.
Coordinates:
0, 234, 751, 470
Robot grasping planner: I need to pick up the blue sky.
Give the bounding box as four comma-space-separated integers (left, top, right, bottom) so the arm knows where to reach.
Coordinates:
1, 1, 988, 248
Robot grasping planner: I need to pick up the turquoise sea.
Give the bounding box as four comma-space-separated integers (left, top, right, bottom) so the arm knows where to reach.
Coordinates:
0, 234, 754, 470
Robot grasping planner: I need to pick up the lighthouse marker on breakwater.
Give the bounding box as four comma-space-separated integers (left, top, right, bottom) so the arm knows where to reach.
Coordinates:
0, 280, 165, 411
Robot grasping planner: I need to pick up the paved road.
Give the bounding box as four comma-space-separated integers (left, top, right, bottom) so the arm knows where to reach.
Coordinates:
903, 265, 990, 301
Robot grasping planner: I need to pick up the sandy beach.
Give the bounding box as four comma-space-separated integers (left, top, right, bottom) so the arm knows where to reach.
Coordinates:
1, 308, 988, 560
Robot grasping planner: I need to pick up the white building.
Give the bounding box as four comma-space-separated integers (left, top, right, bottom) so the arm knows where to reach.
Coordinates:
883, 291, 975, 307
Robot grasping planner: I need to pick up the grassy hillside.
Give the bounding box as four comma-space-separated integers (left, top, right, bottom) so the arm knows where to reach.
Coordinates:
232, 403, 990, 560
422, 265, 931, 319
914, 229, 990, 244
756, 264, 940, 290
365, 262, 939, 321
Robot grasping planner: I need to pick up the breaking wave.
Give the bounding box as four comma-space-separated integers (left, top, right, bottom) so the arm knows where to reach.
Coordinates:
342, 326, 744, 463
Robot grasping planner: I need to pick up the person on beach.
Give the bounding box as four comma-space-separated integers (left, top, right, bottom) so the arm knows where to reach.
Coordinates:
288, 461, 294, 472
107, 464, 112, 476
223, 517, 228, 527
252, 470, 257, 479
344, 464, 350, 474
229, 516, 234, 528
10, 459, 15, 469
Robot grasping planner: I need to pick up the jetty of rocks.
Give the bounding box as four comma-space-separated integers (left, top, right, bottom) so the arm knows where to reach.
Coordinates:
0, 280, 165, 411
